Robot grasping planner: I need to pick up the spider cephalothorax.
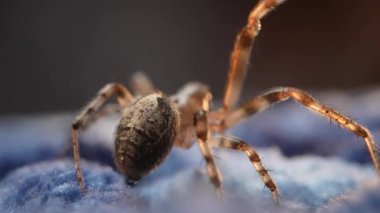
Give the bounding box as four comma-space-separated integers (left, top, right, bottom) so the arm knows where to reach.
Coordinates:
71, 0, 380, 204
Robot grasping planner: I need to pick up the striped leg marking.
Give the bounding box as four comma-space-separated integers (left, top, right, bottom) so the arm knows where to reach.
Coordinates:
224, 87, 380, 177
194, 110, 223, 197
71, 82, 134, 191
212, 135, 279, 204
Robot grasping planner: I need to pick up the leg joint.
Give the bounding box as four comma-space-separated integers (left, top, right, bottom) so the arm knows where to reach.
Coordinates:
194, 110, 209, 140
72, 121, 81, 130
356, 127, 369, 138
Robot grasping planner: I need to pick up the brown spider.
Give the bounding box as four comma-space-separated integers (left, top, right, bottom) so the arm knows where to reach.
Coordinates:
71, 0, 380, 204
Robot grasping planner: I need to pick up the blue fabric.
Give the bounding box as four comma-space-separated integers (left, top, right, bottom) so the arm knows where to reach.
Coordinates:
1, 89, 380, 212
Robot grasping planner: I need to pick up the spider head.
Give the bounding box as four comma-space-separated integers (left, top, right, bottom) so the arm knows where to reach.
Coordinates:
171, 82, 212, 117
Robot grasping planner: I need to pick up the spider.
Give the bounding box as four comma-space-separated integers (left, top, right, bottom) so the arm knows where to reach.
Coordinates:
71, 0, 380, 204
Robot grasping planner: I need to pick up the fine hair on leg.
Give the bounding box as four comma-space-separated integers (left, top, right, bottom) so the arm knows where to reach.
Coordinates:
211, 135, 280, 204
71, 83, 134, 191
224, 87, 380, 176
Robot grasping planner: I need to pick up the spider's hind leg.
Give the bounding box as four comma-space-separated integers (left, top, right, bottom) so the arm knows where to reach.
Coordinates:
130, 72, 155, 96
71, 83, 135, 191
211, 135, 280, 204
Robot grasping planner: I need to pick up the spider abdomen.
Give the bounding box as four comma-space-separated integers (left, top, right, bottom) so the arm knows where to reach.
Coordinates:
115, 93, 180, 182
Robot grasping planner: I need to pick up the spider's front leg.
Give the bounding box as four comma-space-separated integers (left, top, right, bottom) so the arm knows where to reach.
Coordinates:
71, 83, 135, 191
211, 135, 279, 204
223, 0, 287, 112
223, 87, 380, 176
193, 93, 223, 197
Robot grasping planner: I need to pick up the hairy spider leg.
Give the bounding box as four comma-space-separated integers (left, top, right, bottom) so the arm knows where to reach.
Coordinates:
223, 0, 287, 112
71, 83, 135, 191
194, 93, 224, 197
223, 87, 380, 177
211, 135, 280, 204
130, 72, 156, 96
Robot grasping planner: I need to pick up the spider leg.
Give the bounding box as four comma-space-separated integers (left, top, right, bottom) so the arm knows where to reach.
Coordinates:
211, 135, 279, 204
130, 72, 155, 96
223, 87, 380, 176
91, 103, 122, 120
60, 103, 122, 158
194, 94, 223, 197
223, 0, 287, 112
71, 83, 135, 191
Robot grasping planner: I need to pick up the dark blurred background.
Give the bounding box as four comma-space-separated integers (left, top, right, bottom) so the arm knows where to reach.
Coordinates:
1, 0, 379, 114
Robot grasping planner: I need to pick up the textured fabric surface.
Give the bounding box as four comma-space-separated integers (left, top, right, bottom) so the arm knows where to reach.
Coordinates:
1, 88, 380, 212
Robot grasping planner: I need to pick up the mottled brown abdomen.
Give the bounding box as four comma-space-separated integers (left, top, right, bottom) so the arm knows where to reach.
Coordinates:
115, 93, 180, 182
